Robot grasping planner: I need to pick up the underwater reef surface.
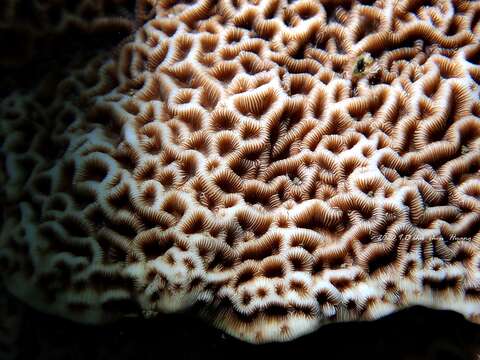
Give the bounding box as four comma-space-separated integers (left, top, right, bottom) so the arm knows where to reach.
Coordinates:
1, 0, 480, 345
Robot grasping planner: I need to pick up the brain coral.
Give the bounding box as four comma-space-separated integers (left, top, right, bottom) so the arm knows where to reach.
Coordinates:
1, 0, 480, 344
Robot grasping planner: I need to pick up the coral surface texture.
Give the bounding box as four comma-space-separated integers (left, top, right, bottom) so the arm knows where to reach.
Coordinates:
1, 0, 480, 344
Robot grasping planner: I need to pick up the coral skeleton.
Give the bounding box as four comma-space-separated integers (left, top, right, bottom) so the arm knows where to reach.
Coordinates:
1, 0, 480, 344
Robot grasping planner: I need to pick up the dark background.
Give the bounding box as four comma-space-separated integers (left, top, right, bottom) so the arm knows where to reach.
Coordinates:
10, 299, 480, 360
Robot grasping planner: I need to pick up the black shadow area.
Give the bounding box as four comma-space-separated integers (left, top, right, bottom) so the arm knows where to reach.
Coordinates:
11, 302, 480, 360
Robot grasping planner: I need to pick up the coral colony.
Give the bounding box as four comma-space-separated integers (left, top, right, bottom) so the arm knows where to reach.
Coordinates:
1, 0, 480, 344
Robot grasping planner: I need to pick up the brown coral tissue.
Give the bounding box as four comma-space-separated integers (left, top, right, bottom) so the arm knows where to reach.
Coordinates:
1, 0, 480, 348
